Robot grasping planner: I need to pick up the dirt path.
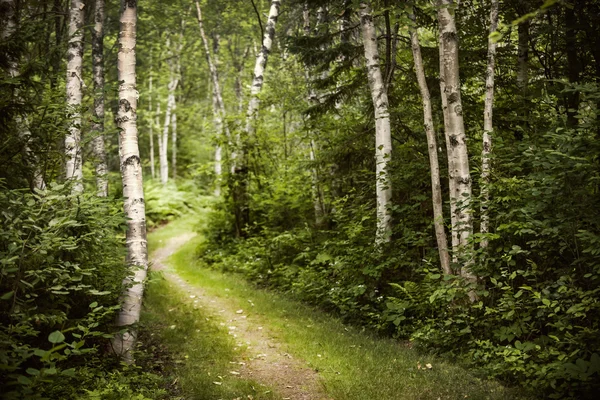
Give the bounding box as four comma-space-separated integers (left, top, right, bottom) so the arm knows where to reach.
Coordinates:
151, 233, 328, 400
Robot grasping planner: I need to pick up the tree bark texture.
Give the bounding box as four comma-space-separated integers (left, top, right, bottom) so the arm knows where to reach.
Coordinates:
480, 0, 499, 249
92, 0, 108, 197
65, 0, 84, 192
195, 1, 229, 193
409, 16, 451, 275
360, 1, 393, 244
112, 0, 148, 362
148, 64, 156, 179
437, 0, 475, 287
1, 0, 46, 191
236, 0, 282, 237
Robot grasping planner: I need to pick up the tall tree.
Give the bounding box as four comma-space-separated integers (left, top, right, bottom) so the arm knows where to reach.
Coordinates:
437, 0, 475, 288
480, 0, 499, 248
91, 0, 108, 197
1, 0, 46, 191
360, 1, 393, 244
65, 0, 85, 192
235, 0, 282, 237
195, 0, 229, 195
159, 37, 178, 186
409, 13, 451, 274
148, 58, 156, 179
111, 0, 148, 362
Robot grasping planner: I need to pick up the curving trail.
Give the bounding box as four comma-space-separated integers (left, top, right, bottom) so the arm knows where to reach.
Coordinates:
150, 233, 329, 400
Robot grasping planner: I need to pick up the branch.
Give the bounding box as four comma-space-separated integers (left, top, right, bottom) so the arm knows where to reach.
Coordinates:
250, 0, 264, 42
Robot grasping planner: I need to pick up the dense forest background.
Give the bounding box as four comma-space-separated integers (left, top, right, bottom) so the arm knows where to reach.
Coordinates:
1, 0, 600, 398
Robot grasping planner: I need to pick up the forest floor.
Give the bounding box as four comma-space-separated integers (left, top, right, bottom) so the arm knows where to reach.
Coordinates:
141, 214, 528, 400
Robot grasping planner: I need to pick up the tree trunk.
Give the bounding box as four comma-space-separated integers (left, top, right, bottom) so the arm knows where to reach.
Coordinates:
92, 0, 107, 197
236, 0, 282, 236
437, 0, 476, 294
517, 20, 529, 92
565, 6, 580, 127
111, 0, 148, 363
1, 0, 46, 191
409, 14, 451, 275
148, 63, 155, 179
360, 1, 393, 244
160, 47, 178, 186
195, 1, 230, 194
171, 99, 177, 180
65, 0, 84, 192
480, 0, 499, 249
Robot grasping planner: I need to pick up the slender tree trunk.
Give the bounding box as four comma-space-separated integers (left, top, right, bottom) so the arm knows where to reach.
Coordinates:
565, 6, 580, 127
360, 1, 393, 244
195, 1, 230, 194
236, 0, 281, 237
148, 64, 155, 179
65, 0, 84, 192
171, 99, 177, 180
2, 0, 46, 191
480, 0, 499, 249
517, 20, 529, 92
111, 0, 148, 362
91, 0, 107, 197
160, 47, 178, 186
437, 0, 476, 295
409, 15, 451, 275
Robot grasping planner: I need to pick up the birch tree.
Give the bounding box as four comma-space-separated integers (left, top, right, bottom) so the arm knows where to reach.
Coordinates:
437, 0, 476, 290
195, 0, 230, 194
65, 0, 85, 192
148, 61, 156, 179
1, 0, 45, 191
480, 0, 499, 249
91, 0, 108, 197
235, 0, 282, 236
359, 1, 393, 244
409, 15, 451, 274
111, 0, 148, 362
159, 37, 178, 186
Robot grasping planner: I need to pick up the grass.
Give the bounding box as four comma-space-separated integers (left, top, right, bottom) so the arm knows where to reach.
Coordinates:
158, 226, 529, 400
143, 215, 277, 400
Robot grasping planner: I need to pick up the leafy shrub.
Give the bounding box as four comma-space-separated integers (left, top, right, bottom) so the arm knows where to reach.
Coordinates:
0, 182, 128, 399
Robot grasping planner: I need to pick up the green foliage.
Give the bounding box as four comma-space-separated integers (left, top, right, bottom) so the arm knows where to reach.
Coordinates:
144, 180, 204, 228
0, 182, 128, 398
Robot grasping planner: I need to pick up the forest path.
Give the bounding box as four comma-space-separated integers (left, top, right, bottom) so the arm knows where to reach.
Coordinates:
150, 232, 328, 400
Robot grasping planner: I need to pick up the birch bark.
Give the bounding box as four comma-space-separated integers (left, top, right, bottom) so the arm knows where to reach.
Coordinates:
360, 1, 393, 244
148, 63, 155, 179
409, 16, 451, 274
65, 0, 84, 192
92, 0, 108, 197
235, 0, 281, 236
437, 0, 476, 290
1, 0, 45, 191
195, 1, 230, 194
480, 0, 499, 249
112, 0, 148, 362
160, 42, 178, 186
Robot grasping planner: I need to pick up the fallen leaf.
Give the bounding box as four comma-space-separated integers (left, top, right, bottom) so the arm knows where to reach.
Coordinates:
425, 363, 432, 369
230, 371, 240, 375
236, 309, 244, 314
212, 381, 222, 385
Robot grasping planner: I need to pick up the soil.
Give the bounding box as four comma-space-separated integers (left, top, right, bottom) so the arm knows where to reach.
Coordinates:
150, 233, 330, 400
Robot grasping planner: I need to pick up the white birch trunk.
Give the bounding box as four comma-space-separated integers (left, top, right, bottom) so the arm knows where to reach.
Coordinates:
160, 50, 178, 186
195, 1, 229, 194
480, 0, 499, 249
112, 0, 148, 362
92, 0, 108, 197
65, 0, 84, 192
245, 0, 281, 134
2, 0, 45, 191
171, 98, 177, 180
409, 17, 451, 275
360, 1, 393, 244
148, 65, 155, 179
437, 0, 476, 293
517, 20, 529, 92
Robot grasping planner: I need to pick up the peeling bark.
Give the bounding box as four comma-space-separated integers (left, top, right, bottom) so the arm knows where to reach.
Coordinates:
92, 0, 108, 197
409, 14, 451, 275
437, 0, 476, 292
65, 0, 85, 192
360, 1, 393, 244
480, 0, 499, 249
112, 0, 148, 363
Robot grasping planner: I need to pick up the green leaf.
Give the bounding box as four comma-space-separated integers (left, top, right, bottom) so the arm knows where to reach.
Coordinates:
48, 331, 65, 344
0, 291, 14, 300
26, 368, 40, 376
